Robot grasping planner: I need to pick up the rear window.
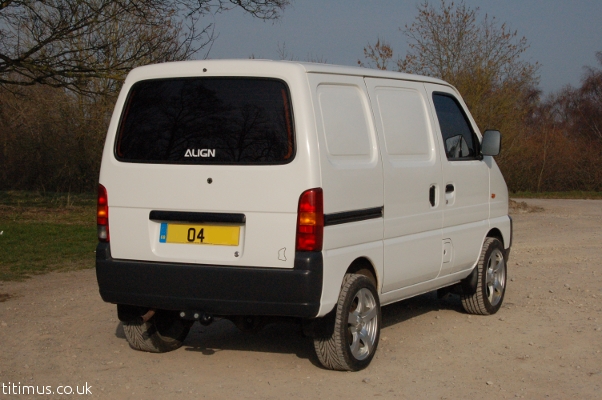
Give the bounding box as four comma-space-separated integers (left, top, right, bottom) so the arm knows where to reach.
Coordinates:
115, 78, 295, 164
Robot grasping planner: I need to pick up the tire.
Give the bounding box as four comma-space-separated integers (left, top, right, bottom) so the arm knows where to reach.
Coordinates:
461, 237, 507, 315
313, 274, 381, 371
122, 310, 192, 353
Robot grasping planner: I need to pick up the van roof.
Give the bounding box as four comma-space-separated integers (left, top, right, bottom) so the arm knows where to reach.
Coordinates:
293, 60, 449, 86
124, 59, 452, 88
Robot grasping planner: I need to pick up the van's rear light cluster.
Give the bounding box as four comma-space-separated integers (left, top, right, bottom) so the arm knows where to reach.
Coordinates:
296, 188, 324, 252
97, 184, 110, 242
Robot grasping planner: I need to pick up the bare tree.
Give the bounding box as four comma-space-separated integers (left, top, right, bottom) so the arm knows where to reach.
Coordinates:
397, 1, 533, 78
503, 51, 602, 193
360, 1, 539, 134
569, 51, 602, 142
0, 0, 290, 94
358, 38, 393, 71
275, 42, 327, 63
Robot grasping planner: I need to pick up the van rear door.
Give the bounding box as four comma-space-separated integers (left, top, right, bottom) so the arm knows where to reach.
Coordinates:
101, 77, 305, 269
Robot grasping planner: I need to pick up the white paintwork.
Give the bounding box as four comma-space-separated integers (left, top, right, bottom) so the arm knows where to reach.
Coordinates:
317, 85, 373, 158
424, 83, 492, 274
307, 74, 383, 216
488, 157, 510, 219
364, 78, 444, 293
99, 59, 512, 318
319, 240, 384, 316
379, 268, 475, 307
100, 61, 321, 269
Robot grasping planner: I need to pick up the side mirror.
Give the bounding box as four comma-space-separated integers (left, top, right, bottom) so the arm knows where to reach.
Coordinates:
481, 130, 501, 156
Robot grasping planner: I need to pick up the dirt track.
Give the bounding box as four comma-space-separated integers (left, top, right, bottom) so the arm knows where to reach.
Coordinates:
0, 199, 601, 399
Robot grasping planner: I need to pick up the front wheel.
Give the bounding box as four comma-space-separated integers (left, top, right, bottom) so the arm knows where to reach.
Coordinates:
122, 309, 192, 353
313, 274, 381, 371
461, 237, 507, 315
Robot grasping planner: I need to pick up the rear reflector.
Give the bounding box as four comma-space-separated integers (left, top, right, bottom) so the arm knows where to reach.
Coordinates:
97, 184, 109, 242
296, 188, 324, 252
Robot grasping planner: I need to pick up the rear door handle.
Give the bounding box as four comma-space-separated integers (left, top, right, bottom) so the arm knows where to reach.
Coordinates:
429, 185, 436, 207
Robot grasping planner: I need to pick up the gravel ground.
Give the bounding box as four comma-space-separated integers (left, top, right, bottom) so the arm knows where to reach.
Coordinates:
0, 199, 600, 399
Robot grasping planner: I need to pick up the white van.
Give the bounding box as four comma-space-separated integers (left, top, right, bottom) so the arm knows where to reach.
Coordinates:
96, 59, 512, 371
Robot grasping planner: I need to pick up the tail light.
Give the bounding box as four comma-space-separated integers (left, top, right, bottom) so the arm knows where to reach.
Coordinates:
296, 188, 324, 252
97, 184, 109, 242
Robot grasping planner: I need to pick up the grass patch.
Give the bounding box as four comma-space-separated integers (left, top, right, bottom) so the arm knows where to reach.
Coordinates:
510, 191, 602, 199
0, 191, 96, 281
0, 190, 95, 208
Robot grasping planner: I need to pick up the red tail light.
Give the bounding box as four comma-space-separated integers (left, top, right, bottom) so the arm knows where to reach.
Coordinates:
296, 188, 324, 252
97, 184, 110, 242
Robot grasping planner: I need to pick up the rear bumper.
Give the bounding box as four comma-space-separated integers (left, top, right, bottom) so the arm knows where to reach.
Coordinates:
95, 243, 322, 318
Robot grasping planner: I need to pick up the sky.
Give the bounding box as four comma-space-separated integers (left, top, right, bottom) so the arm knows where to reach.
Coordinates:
204, 0, 602, 96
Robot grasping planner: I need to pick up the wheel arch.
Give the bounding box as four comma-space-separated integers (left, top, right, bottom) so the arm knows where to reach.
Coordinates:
345, 257, 379, 290
303, 256, 379, 340
460, 236, 507, 315
486, 228, 504, 247
459, 234, 506, 297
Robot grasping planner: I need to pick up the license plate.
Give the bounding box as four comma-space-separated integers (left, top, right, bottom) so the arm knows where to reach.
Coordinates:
159, 223, 240, 246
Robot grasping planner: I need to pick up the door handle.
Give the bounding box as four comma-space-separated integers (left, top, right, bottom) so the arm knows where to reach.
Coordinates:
445, 184, 455, 193
429, 185, 436, 207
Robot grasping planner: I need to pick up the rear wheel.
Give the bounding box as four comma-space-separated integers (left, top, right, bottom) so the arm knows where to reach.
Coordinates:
122, 309, 192, 353
461, 237, 507, 315
313, 274, 381, 371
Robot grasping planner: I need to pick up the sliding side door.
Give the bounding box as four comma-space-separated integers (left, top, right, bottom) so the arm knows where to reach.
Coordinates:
365, 78, 444, 293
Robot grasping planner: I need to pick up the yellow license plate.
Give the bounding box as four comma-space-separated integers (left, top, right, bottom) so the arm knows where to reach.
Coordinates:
159, 223, 239, 246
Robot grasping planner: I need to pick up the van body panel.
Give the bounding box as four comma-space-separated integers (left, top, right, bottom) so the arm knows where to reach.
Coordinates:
488, 215, 512, 248
103, 161, 305, 268
308, 74, 384, 213
307, 73, 384, 247
424, 83, 492, 274
379, 268, 473, 307
364, 78, 444, 292
319, 241, 384, 316
439, 219, 489, 275
488, 156, 510, 221
323, 218, 384, 251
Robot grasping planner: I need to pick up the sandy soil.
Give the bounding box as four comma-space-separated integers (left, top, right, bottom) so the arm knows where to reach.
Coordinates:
0, 199, 600, 399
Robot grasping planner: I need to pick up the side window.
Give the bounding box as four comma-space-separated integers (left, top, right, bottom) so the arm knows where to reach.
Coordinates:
432, 93, 478, 160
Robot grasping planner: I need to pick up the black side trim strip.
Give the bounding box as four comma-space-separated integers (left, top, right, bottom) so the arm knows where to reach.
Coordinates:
324, 206, 383, 226
149, 210, 246, 224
